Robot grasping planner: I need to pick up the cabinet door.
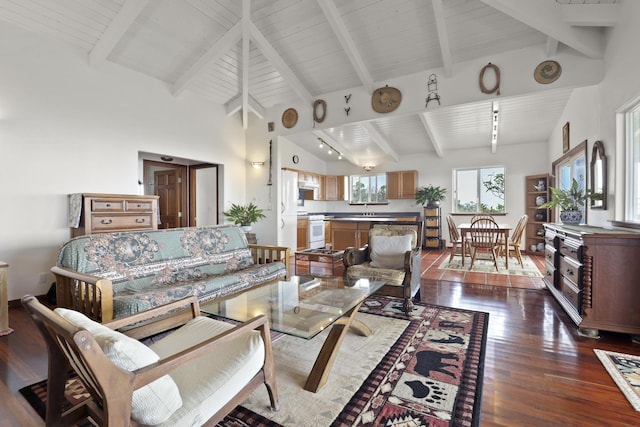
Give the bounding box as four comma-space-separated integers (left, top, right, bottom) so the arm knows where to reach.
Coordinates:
297, 220, 308, 250
386, 171, 401, 199
331, 222, 358, 250
357, 222, 371, 248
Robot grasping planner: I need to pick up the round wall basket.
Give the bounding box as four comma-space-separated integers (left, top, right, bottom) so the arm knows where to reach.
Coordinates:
534, 60, 562, 84
371, 85, 402, 113
282, 108, 298, 128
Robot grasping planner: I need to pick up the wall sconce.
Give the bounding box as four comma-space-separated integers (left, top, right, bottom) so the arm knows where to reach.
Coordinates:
363, 165, 375, 172
251, 161, 265, 168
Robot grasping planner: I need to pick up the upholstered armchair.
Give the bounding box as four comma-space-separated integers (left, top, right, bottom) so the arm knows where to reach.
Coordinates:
343, 221, 423, 316
22, 294, 278, 427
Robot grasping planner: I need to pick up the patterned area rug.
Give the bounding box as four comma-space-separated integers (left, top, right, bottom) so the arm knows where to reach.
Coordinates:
594, 349, 640, 411
20, 295, 488, 426
438, 254, 543, 277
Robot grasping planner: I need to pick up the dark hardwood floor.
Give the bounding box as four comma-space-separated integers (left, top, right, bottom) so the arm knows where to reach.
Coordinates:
1, 249, 639, 426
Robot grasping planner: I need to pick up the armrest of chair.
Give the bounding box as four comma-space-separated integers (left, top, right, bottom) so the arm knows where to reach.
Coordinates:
51, 265, 114, 322
344, 245, 370, 268
249, 244, 290, 278
405, 247, 421, 273
104, 295, 200, 331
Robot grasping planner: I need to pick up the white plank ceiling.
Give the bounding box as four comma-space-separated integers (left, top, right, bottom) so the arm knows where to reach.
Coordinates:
0, 0, 618, 165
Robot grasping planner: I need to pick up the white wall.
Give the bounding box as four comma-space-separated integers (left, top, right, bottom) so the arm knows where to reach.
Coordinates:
548, 0, 640, 227
0, 22, 246, 300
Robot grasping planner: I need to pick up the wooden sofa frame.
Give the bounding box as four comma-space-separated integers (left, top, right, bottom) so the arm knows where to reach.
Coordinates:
52, 243, 290, 326
22, 294, 279, 426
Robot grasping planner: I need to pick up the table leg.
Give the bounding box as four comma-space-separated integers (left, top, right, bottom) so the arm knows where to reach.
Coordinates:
504, 230, 509, 270
303, 300, 369, 392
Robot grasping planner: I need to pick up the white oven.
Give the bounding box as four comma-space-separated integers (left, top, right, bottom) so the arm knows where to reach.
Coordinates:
308, 214, 326, 249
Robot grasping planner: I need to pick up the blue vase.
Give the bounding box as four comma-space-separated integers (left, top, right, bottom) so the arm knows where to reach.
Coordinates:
560, 210, 582, 225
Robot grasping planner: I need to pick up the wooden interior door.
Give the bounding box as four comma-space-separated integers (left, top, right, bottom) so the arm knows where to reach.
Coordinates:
154, 169, 183, 229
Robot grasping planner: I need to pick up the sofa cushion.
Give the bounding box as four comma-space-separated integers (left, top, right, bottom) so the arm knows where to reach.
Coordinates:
370, 234, 413, 269
149, 316, 265, 427
346, 262, 406, 286
54, 308, 183, 425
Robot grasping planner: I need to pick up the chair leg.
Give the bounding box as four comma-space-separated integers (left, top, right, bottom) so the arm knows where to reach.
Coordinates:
491, 248, 499, 271
514, 246, 524, 268
449, 242, 458, 262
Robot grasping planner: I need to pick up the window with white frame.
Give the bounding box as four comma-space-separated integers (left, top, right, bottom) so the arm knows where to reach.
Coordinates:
626, 101, 640, 221
350, 173, 387, 203
453, 166, 505, 213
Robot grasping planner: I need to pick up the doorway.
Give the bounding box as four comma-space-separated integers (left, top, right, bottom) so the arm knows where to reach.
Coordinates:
141, 153, 220, 229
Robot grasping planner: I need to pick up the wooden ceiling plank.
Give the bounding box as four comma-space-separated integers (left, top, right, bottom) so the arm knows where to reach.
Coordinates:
316, 0, 373, 93
89, 0, 149, 66
480, 0, 603, 59
431, 0, 453, 77
225, 93, 265, 119
362, 122, 399, 162
172, 21, 242, 96
249, 21, 312, 104
419, 113, 444, 158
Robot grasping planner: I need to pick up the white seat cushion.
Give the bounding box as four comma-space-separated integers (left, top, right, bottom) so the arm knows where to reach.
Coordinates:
148, 316, 266, 427
54, 308, 183, 425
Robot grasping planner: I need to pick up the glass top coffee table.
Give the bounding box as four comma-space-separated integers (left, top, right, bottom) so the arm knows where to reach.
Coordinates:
201, 275, 385, 392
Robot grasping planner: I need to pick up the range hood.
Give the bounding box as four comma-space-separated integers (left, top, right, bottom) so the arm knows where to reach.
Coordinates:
298, 181, 319, 190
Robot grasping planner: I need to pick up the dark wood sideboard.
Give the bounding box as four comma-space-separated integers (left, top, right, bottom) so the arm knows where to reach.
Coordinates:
544, 223, 640, 339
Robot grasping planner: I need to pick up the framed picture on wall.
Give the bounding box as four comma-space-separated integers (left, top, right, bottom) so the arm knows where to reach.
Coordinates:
563, 122, 570, 153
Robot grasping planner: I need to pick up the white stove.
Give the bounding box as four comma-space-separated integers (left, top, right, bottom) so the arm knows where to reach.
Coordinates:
307, 214, 326, 249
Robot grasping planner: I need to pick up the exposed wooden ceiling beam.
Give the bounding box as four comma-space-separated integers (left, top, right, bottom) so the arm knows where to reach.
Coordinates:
561, 4, 619, 27
241, 0, 250, 129
480, 0, 603, 59
419, 113, 444, 158
546, 37, 559, 57
362, 122, 399, 162
312, 130, 358, 166
89, 0, 149, 66
317, 0, 374, 93
225, 94, 265, 119
431, 0, 453, 77
250, 22, 312, 104
172, 22, 242, 96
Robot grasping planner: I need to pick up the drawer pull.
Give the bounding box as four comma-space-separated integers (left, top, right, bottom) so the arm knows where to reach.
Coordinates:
106, 203, 111, 207
101, 219, 112, 225
137, 204, 142, 207
565, 269, 573, 276
135, 218, 145, 223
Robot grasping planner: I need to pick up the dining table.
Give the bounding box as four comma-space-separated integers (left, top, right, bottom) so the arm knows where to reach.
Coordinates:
458, 222, 512, 269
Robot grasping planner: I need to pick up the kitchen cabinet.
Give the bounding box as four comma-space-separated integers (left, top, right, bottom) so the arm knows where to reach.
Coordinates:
330, 221, 370, 250
324, 175, 345, 201
71, 193, 159, 237
386, 170, 418, 199
526, 174, 553, 254
297, 219, 308, 251
544, 223, 640, 338
324, 221, 332, 247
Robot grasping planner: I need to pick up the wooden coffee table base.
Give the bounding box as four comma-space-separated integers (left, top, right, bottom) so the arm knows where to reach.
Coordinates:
303, 301, 371, 393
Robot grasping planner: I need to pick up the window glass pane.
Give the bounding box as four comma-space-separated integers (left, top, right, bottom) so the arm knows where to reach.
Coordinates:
628, 104, 640, 221
454, 167, 505, 213
349, 173, 387, 203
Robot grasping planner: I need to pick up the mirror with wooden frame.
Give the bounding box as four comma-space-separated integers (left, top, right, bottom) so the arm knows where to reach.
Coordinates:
590, 140, 607, 209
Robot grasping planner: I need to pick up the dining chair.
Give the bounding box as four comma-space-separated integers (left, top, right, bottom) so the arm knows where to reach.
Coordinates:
446, 215, 470, 262
468, 217, 502, 271
499, 214, 528, 267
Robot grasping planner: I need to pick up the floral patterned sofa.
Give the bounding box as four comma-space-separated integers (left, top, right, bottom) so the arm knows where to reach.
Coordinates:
52, 225, 289, 323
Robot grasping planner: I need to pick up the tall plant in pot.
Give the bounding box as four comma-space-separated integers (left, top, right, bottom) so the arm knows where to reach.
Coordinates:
415, 185, 447, 208
539, 178, 600, 225
223, 202, 266, 232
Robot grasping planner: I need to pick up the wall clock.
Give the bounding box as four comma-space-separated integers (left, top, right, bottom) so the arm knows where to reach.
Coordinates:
292, 155, 299, 164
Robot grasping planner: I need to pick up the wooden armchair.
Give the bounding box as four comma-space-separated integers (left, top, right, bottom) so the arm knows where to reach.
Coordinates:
343, 221, 423, 316
22, 294, 278, 427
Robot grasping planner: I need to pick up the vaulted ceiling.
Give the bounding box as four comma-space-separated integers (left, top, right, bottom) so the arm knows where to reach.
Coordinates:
0, 0, 618, 165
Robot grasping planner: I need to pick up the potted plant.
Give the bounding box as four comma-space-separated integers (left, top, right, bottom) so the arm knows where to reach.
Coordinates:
415, 185, 447, 207
539, 178, 601, 225
223, 202, 266, 232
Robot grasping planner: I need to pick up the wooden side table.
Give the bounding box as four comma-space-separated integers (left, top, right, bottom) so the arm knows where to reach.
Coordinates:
0, 260, 12, 336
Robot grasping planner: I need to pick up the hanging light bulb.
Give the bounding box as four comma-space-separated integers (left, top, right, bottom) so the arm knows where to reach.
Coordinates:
327, 148, 333, 155
338, 153, 343, 160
